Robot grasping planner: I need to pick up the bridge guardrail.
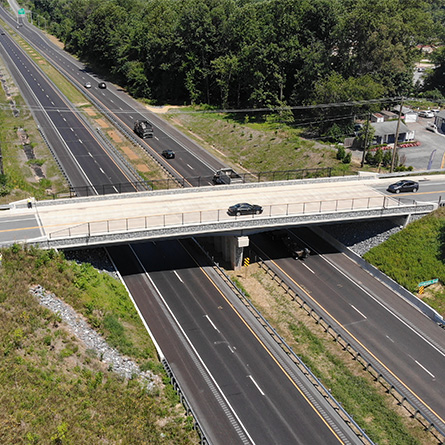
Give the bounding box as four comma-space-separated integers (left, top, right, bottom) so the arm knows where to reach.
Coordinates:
47, 195, 425, 240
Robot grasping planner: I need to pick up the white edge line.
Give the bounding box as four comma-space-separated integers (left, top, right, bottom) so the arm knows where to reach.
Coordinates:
104, 247, 165, 361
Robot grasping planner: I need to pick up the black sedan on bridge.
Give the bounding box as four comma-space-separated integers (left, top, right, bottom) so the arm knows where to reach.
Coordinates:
228, 203, 263, 216
387, 180, 419, 193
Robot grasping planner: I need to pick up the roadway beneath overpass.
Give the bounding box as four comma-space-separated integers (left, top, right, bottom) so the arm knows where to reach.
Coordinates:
0, 176, 437, 249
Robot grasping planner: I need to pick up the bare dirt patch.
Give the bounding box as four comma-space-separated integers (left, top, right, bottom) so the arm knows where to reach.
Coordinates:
145, 105, 182, 114
108, 130, 124, 143
45, 33, 65, 50
136, 164, 150, 172
121, 146, 139, 160
94, 118, 109, 128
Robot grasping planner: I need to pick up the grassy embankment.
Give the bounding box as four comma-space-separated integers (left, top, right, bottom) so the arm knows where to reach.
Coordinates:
163, 107, 359, 176
0, 245, 198, 444
364, 207, 445, 316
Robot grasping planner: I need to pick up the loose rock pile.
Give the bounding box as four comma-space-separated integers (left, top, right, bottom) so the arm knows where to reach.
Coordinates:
30, 284, 160, 391
324, 216, 423, 257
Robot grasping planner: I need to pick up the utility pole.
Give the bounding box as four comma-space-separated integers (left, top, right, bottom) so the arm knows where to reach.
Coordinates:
390, 97, 404, 173
0, 142, 3, 175
360, 112, 371, 168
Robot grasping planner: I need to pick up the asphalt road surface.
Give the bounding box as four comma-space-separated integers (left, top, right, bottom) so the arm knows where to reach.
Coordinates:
0, 26, 139, 194
107, 240, 363, 444
251, 227, 445, 433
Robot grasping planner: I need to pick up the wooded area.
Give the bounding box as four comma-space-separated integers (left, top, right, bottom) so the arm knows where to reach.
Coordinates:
25, 0, 444, 109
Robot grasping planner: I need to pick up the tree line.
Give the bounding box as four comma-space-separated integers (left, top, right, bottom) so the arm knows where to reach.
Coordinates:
26, 0, 441, 109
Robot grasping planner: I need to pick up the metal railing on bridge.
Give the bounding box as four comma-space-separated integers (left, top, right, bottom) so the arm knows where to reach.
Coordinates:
67, 167, 335, 197
48, 194, 422, 241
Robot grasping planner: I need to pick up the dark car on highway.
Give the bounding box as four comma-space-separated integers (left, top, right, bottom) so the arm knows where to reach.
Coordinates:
387, 180, 419, 193
162, 149, 175, 159
98, 82, 107, 89
228, 203, 263, 216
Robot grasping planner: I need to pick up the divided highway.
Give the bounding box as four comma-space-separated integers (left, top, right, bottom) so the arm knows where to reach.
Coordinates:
251, 227, 445, 435
0, 25, 141, 194
2, 6, 445, 443
0, 7, 225, 186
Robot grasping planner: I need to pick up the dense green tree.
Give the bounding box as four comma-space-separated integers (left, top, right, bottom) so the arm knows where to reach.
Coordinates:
26, 0, 438, 108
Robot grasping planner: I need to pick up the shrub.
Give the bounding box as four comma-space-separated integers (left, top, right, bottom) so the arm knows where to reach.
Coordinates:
336, 146, 346, 160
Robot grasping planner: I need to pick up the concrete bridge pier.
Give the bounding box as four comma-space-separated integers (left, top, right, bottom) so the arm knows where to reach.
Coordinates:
211, 235, 249, 270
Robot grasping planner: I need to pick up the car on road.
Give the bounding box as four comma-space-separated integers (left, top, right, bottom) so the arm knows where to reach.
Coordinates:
227, 202, 263, 216
162, 149, 175, 159
418, 110, 435, 118
387, 180, 419, 193
84, 82, 92, 88
98, 82, 106, 89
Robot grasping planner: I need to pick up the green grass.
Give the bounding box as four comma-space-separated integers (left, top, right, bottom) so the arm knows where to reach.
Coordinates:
164, 108, 357, 176
364, 207, 445, 315
288, 321, 420, 444
0, 245, 199, 444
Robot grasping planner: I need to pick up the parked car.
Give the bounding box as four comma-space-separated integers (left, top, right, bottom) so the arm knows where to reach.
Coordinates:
98, 82, 106, 89
426, 123, 437, 132
418, 110, 434, 118
227, 203, 263, 216
161, 149, 175, 159
84, 82, 92, 88
387, 180, 419, 193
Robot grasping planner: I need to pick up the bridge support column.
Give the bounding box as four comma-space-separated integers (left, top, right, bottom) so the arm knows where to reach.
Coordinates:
228, 236, 249, 270
392, 214, 412, 228
218, 235, 250, 270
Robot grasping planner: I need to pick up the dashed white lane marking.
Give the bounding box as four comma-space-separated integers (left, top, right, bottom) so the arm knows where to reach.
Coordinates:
415, 360, 435, 379
301, 262, 315, 273
247, 375, 265, 396
205, 315, 220, 333
173, 270, 183, 283
350, 304, 367, 319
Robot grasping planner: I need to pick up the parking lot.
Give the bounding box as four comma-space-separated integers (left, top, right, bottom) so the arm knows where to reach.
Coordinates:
401, 116, 445, 170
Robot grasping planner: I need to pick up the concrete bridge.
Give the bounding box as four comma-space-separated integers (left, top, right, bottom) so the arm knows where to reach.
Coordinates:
2, 175, 436, 267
